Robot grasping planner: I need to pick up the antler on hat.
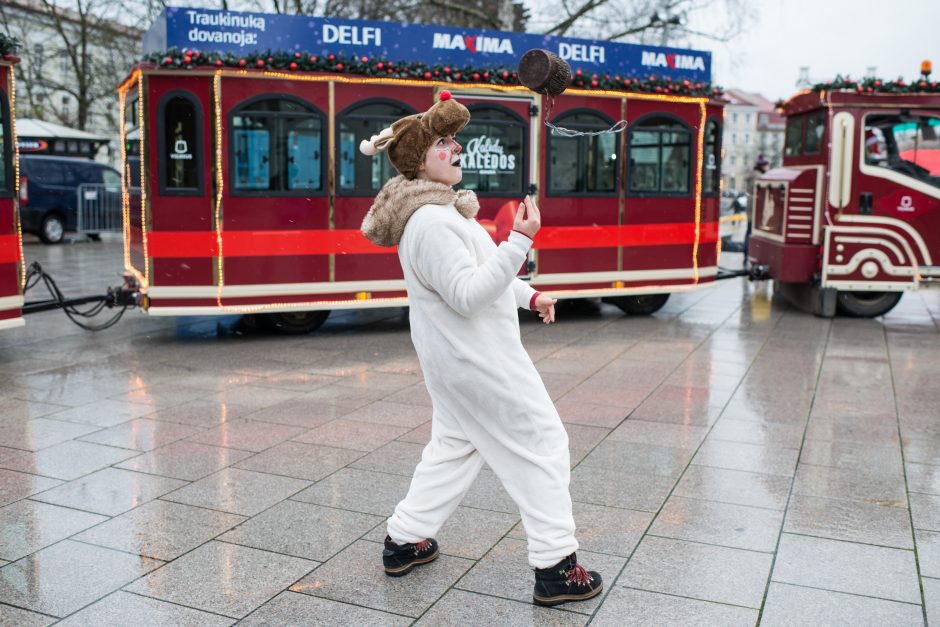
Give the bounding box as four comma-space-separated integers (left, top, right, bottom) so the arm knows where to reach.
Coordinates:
358, 90, 470, 179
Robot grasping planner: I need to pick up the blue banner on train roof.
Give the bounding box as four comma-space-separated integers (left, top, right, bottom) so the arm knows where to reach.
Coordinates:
143, 7, 711, 83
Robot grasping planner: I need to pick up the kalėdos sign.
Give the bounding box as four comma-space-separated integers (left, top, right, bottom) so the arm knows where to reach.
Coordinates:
143, 7, 711, 83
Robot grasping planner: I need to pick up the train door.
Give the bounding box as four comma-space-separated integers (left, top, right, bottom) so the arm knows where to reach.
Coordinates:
538, 93, 622, 283
219, 76, 330, 289
624, 98, 709, 285
452, 91, 536, 251
145, 75, 214, 291
854, 109, 940, 268
332, 84, 434, 285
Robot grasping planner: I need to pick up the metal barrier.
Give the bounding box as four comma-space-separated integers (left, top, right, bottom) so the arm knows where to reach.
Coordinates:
77, 184, 122, 233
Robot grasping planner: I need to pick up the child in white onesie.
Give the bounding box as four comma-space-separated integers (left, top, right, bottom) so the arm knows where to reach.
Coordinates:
359, 90, 602, 607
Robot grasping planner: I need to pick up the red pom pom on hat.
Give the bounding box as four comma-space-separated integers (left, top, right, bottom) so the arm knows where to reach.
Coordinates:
439, 90, 452, 101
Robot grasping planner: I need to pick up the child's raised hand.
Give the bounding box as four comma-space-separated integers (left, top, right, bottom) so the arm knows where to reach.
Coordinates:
534, 293, 557, 324
513, 195, 541, 239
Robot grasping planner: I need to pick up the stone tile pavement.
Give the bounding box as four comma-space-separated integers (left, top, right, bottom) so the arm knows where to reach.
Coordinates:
0, 237, 938, 625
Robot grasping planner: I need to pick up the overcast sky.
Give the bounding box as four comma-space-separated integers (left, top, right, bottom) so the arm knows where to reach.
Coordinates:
683, 0, 939, 101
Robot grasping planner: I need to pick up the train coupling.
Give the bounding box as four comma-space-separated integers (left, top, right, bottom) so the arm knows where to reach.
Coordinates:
748, 264, 771, 281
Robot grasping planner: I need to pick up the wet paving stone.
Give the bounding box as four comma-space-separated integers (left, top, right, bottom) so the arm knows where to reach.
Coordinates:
74, 499, 246, 561
0, 540, 162, 618
241, 591, 409, 626
291, 467, 411, 516
673, 465, 792, 510
792, 463, 908, 507
0, 500, 107, 561
619, 535, 773, 608
293, 419, 410, 452
114, 441, 254, 481
29, 467, 186, 516
772, 533, 920, 603
233, 441, 365, 482
591, 587, 758, 627
291, 540, 471, 618
125, 541, 316, 619
160, 467, 311, 517
0, 603, 56, 626
783, 494, 914, 549
220, 500, 384, 562
0, 468, 62, 508
415, 589, 585, 626
3, 242, 939, 623
55, 591, 235, 627
760, 582, 924, 627
651, 496, 783, 552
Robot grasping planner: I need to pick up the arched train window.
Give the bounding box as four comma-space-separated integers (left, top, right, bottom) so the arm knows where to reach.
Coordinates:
703, 117, 721, 196
230, 96, 324, 195
548, 111, 618, 195
460, 105, 525, 195
0, 91, 12, 196
338, 101, 413, 195
158, 91, 204, 195
628, 115, 692, 195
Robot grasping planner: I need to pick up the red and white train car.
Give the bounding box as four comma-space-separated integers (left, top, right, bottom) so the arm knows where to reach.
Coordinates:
115, 8, 724, 332
750, 70, 940, 316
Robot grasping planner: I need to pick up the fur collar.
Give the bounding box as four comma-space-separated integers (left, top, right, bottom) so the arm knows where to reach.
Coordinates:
361, 175, 480, 247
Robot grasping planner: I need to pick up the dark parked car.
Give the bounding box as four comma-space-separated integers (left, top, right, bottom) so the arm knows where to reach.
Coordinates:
18, 155, 121, 244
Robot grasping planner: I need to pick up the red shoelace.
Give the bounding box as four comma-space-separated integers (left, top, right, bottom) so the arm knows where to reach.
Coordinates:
567, 563, 593, 589
415, 539, 431, 553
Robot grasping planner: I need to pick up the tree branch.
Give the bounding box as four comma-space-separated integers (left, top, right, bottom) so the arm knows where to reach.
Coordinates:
544, 0, 609, 36
426, 0, 502, 29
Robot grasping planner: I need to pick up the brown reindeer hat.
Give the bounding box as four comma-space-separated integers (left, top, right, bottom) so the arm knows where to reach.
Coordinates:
359, 90, 470, 179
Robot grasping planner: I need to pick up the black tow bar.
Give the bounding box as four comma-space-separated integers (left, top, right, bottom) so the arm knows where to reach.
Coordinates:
21, 262, 140, 330
715, 265, 771, 282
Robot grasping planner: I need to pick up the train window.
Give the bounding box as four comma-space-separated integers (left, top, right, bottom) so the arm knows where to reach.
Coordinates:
628, 116, 691, 195
703, 118, 722, 195
338, 101, 413, 195
158, 92, 203, 195
804, 111, 826, 154
0, 92, 8, 195
125, 95, 138, 130
548, 111, 618, 195
460, 106, 525, 195
230, 96, 324, 195
863, 113, 940, 188
785, 116, 804, 157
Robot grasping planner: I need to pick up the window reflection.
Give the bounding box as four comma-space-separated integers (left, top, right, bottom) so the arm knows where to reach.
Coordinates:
338, 102, 412, 195
549, 111, 618, 195
231, 98, 323, 194
628, 117, 691, 195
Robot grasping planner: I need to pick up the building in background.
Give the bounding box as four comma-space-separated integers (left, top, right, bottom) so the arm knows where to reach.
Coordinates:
721, 88, 785, 193
0, 0, 141, 164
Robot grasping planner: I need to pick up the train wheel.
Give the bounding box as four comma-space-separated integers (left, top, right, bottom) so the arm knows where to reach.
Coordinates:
263, 310, 330, 334
39, 213, 65, 244
606, 293, 670, 315
835, 291, 903, 317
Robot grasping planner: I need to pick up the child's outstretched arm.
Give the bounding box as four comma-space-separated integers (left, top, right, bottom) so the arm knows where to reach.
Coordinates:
413, 224, 533, 317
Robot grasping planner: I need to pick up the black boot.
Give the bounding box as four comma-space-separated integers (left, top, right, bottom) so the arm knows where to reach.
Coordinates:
533, 552, 603, 606
382, 535, 439, 576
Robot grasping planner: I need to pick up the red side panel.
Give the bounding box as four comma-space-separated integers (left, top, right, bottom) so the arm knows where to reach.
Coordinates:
147, 74, 216, 287
0, 63, 24, 329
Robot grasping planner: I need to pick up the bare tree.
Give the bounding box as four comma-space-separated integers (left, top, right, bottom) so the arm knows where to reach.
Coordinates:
0, 0, 142, 131
530, 0, 754, 46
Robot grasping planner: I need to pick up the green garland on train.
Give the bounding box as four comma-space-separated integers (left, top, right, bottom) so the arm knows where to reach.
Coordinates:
144, 48, 723, 98
0, 33, 20, 58
815, 74, 940, 94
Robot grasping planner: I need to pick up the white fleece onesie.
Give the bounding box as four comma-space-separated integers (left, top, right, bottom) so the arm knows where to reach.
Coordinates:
386, 201, 579, 568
